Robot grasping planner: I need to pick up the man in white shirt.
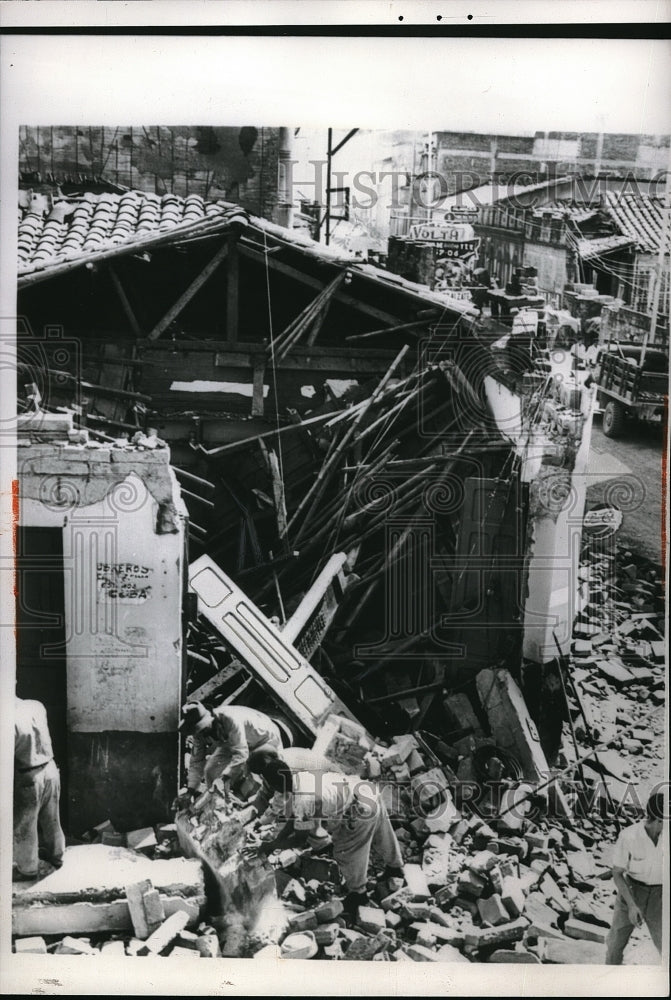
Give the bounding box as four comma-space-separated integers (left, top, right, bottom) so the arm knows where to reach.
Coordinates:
605, 791, 664, 964
14, 697, 66, 881
176, 702, 283, 807
251, 759, 404, 915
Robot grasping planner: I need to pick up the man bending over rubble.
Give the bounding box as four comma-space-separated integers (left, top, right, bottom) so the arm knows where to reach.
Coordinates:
605, 790, 664, 964
248, 758, 405, 917
176, 702, 283, 808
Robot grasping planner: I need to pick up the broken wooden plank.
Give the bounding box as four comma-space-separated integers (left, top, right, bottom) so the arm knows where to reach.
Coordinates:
226, 235, 239, 344
109, 264, 143, 336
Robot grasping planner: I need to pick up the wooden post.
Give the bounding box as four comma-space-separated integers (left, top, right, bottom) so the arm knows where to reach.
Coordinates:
109, 265, 143, 336
226, 235, 240, 344
251, 356, 265, 416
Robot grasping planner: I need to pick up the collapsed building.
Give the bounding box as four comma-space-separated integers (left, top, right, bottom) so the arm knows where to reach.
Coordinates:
13, 187, 610, 958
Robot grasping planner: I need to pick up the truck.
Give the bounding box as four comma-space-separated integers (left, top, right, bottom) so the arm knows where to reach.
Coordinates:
593, 343, 668, 438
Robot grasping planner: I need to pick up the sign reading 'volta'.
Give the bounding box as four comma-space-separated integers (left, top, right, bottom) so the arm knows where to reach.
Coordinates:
407, 220, 481, 261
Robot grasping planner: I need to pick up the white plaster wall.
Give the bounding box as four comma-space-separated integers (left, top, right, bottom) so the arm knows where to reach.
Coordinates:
522, 386, 596, 663
22, 472, 185, 733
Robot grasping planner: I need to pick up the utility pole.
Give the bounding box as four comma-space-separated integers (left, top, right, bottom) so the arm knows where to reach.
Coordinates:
319, 127, 359, 246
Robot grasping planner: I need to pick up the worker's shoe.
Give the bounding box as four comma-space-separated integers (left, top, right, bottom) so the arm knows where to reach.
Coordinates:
38, 850, 63, 869
13, 868, 38, 882
343, 891, 369, 918
383, 865, 404, 881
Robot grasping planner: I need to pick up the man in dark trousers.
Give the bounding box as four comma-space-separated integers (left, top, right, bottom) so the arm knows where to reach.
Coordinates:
605, 791, 664, 963
14, 696, 66, 881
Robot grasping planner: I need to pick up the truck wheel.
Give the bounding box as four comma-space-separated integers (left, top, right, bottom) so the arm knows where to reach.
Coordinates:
603, 400, 626, 438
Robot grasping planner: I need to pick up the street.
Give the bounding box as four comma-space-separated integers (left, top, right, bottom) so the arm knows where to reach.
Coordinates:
586, 412, 667, 565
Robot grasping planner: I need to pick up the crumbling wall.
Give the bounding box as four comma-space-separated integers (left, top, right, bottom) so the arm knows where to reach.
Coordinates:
18, 436, 188, 832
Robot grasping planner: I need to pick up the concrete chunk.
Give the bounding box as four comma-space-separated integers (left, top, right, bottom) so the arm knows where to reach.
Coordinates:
477, 894, 510, 927
288, 910, 318, 932
100, 939, 126, 955
55, 936, 97, 955
501, 876, 526, 919
407, 943, 440, 962
140, 909, 190, 955
125, 880, 165, 939
464, 916, 528, 951
314, 922, 340, 945
564, 918, 607, 943
357, 905, 386, 933
14, 936, 47, 954
127, 827, 158, 853
435, 943, 470, 962
315, 899, 343, 923
540, 937, 605, 964
488, 947, 541, 963
403, 864, 431, 901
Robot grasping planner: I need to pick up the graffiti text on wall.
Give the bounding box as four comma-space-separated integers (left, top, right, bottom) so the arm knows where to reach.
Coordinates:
97, 563, 152, 601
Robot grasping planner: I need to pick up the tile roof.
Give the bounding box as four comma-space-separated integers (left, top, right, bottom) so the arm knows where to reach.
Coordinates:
17, 190, 247, 284
572, 233, 635, 260
531, 200, 598, 223
603, 191, 670, 255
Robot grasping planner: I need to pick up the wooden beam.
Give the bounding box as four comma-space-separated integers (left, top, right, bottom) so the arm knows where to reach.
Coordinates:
251, 357, 265, 417
148, 241, 229, 341
239, 242, 401, 326
109, 265, 143, 336
226, 236, 239, 344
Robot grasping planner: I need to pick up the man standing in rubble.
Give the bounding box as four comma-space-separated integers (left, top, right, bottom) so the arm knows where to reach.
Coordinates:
13, 696, 66, 881
176, 702, 283, 807
605, 790, 664, 964
249, 757, 404, 916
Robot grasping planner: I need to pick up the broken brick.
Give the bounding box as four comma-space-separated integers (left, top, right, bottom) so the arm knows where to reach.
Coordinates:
125, 880, 165, 940
357, 906, 386, 934
464, 916, 528, 951
457, 869, 487, 898
314, 922, 340, 946
55, 936, 97, 955
140, 909, 190, 955
488, 947, 540, 963
501, 876, 526, 919
563, 918, 608, 944
407, 943, 440, 962
315, 899, 343, 923
477, 894, 510, 927
435, 943, 470, 962
403, 864, 431, 901
288, 910, 318, 932
126, 827, 158, 854
14, 937, 47, 954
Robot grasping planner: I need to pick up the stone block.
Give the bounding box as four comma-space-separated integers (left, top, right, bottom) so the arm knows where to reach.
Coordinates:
464, 917, 529, 952
415, 925, 437, 948
401, 902, 433, 922
357, 906, 387, 934
288, 910, 318, 932
140, 909, 190, 955
476, 668, 551, 784
412, 921, 464, 947
467, 850, 498, 875
539, 937, 605, 964
443, 692, 483, 735
315, 898, 343, 923
411, 768, 450, 804
14, 937, 47, 954
125, 880, 165, 939
195, 933, 221, 958
344, 932, 389, 960
127, 827, 158, 853
435, 943, 470, 962
385, 911, 402, 929
100, 940, 125, 955
457, 869, 487, 898
403, 864, 431, 901
488, 947, 540, 963
55, 936, 97, 955
595, 659, 635, 686
563, 918, 607, 943
501, 876, 526, 919
407, 943, 440, 961
169, 946, 200, 958
524, 831, 549, 852
477, 894, 510, 927
314, 922, 339, 945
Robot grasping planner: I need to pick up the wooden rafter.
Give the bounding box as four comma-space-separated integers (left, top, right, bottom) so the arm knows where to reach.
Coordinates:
148, 241, 230, 341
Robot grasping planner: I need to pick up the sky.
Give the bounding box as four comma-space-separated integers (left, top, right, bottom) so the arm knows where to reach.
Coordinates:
1, 35, 670, 138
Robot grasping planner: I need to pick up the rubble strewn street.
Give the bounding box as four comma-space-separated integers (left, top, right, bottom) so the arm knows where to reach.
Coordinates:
12, 539, 665, 964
